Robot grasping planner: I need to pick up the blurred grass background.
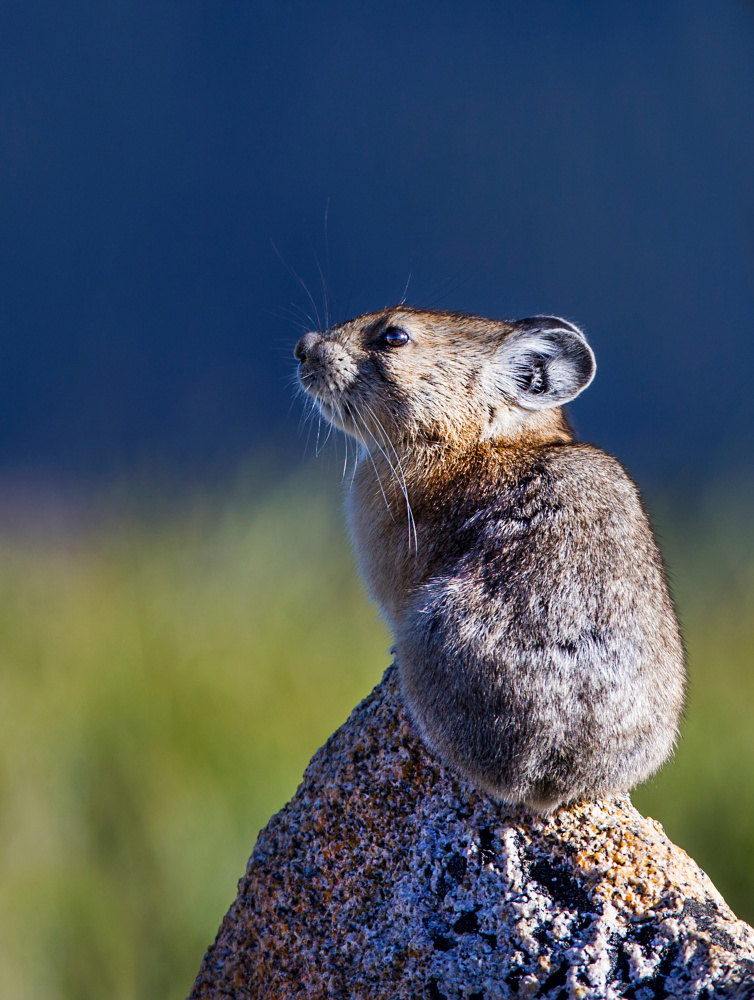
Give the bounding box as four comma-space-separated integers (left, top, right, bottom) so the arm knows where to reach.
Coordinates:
0, 465, 752, 1000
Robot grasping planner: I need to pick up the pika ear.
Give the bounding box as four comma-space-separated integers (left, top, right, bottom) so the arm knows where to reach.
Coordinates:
486, 319, 596, 411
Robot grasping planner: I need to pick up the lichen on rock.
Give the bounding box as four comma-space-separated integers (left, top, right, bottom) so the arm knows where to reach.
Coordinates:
189, 666, 754, 999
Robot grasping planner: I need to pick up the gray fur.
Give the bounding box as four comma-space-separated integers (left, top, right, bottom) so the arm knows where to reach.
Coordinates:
398, 445, 684, 811
294, 307, 686, 812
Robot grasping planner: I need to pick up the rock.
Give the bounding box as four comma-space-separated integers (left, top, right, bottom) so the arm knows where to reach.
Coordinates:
189, 666, 754, 999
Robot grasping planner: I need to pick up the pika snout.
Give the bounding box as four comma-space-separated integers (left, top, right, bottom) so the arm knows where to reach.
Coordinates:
295, 331, 358, 401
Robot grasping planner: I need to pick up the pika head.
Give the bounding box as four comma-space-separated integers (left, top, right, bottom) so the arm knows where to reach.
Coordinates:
294, 308, 596, 448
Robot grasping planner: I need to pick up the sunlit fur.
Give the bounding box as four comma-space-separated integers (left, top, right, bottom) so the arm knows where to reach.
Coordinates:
295, 307, 685, 812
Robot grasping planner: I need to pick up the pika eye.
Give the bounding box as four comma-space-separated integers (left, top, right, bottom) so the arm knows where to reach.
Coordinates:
380, 326, 410, 347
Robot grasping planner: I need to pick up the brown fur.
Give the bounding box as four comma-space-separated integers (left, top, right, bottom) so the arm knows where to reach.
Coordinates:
295, 307, 685, 811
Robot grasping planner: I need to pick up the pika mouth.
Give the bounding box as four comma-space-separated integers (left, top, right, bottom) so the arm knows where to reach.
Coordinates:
298, 370, 335, 407
312, 394, 360, 437
297, 377, 341, 422
298, 365, 348, 408
297, 361, 362, 437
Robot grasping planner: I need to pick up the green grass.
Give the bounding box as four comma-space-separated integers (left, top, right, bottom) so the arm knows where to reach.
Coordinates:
633, 487, 754, 916
0, 468, 389, 1000
0, 468, 752, 998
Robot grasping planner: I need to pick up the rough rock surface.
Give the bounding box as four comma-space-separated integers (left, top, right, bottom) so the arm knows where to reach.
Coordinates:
190, 666, 754, 999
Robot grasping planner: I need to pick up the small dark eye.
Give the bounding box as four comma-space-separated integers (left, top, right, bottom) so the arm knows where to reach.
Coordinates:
380, 326, 410, 347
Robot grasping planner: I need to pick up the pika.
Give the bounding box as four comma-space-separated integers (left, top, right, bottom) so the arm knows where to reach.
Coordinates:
294, 308, 685, 812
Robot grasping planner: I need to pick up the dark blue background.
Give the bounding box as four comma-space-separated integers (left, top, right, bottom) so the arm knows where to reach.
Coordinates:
1, 0, 753, 485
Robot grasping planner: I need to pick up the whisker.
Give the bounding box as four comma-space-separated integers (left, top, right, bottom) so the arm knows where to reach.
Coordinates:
330, 399, 353, 483
287, 383, 304, 421
303, 216, 331, 333
341, 290, 354, 325
318, 407, 337, 454
358, 401, 417, 552
347, 405, 396, 521
287, 300, 316, 324
311, 245, 330, 333
263, 306, 311, 334
271, 240, 322, 330
361, 401, 418, 553
299, 391, 318, 434
296, 393, 318, 452
342, 428, 351, 482
280, 304, 316, 331
313, 410, 323, 455
322, 199, 333, 331
399, 271, 412, 306
409, 262, 480, 311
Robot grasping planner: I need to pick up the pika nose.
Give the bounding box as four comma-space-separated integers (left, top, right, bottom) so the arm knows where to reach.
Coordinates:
294, 332, 320, 363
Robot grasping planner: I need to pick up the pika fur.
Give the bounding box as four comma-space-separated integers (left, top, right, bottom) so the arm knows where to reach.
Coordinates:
294, 307, 685, 812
